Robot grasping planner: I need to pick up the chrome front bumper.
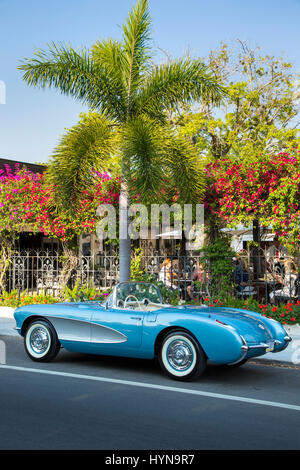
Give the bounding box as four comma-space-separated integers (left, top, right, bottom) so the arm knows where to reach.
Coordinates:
229, 335, 293, 365
243, 335, 292, 354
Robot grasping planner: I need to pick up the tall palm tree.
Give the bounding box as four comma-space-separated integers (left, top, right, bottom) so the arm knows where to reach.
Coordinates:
19, 0, 225, 282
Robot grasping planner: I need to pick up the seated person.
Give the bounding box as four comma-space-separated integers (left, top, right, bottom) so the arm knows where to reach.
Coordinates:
158, 258, 178, 290
266, 236, 289, 277
269, 258, 298, 303
232, 256, 257, 297
187, 262, 207, 300
232, 257, 250, 292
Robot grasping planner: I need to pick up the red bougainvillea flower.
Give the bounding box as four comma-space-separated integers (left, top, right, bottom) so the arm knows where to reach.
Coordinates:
204, 149, 300, 244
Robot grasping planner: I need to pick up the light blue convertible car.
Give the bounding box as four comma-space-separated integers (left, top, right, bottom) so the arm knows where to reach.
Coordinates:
14, 281, 292, 381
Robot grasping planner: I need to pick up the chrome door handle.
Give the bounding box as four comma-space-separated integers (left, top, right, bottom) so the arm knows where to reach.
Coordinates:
131, 316, 142, 321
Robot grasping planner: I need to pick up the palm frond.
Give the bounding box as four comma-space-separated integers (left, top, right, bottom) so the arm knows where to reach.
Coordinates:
122, 117, 205, 205
18, 42, 126, 120
162, 132, 206, 204
121, 0, 152, 115
47, 113, 119, 209
136, 58, 226, 119
91, 39, 127, 103
121, 116, 164, 203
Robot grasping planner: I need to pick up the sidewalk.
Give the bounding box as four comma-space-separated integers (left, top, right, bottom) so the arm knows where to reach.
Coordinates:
254, 324, 300, 366
0, 308, 17, 337
0, 307, 299, 366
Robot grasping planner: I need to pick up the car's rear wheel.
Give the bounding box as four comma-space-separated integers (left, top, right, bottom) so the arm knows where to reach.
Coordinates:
158, 330, 206, 381
24, 319, 60, 362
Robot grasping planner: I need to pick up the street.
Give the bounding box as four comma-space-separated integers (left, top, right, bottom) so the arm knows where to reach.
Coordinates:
0, 335, 300, 450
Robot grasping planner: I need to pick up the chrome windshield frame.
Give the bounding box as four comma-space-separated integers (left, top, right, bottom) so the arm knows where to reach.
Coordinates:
101, 282, 163, 310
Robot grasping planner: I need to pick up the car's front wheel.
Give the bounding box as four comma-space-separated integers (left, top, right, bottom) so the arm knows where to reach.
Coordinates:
24, 319, 60, 362
158, 330, 206, 381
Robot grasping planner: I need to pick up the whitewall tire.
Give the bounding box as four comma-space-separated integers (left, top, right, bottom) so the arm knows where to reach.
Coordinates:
24, 320, 60, 362
158, 330, 206, 381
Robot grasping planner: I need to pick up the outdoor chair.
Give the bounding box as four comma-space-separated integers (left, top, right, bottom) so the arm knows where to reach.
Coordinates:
236, 285, 257, 299
270, 278, 299, 305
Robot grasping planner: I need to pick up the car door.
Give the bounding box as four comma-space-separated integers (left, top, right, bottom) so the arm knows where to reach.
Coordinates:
90, 304, 145, 354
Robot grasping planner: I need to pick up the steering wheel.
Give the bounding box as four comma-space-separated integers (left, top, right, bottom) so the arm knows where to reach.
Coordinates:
124, 295, 142, 310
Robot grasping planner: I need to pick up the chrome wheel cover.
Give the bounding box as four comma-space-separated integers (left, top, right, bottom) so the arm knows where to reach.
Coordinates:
161, 334, 197, 377
30, 327, 50, 354
26, 323, 51, 358
167, 340, 193, 371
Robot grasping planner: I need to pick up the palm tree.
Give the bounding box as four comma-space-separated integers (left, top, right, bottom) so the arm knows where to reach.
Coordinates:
19, 0, 225, 282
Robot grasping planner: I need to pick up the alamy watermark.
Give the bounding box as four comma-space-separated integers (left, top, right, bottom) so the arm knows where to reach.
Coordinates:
0, 80, 6, 104
0, 340, 6, 364
96, 203, 204, 250
291, 340, 300, 365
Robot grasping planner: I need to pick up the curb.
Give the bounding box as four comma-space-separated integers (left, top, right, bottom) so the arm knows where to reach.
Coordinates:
249, 358, 300, 369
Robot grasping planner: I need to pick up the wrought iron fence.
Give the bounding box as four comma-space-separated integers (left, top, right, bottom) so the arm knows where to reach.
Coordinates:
5, 247, 300, 305
6, 249, 120, 296
7, 250, 63, 297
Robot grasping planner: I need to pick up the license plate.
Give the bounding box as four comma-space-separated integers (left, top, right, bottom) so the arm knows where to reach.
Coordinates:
266, 343, 274, 352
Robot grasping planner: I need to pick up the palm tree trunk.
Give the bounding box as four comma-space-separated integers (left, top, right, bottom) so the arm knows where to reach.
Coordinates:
119, 164, 131, 282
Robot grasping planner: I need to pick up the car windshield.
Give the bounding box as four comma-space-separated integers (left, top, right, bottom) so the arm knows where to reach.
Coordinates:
103, 282, 164, 310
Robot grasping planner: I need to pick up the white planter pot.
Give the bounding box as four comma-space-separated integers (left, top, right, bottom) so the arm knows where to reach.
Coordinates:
0, 307, 15, 319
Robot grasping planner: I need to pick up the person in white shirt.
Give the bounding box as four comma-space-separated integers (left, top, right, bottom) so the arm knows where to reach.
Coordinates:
266, 236, 289, 277
269, 258, 298, 303
158, 258, 178, 290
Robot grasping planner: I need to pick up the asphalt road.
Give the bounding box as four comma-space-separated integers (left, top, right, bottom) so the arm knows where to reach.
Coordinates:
1, 335, 300, 450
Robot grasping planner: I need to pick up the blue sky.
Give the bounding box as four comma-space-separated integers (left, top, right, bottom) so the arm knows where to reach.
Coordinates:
0, 0, 300, 164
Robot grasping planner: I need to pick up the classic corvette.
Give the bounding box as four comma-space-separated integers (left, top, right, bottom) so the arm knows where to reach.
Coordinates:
14, 281, 292, 381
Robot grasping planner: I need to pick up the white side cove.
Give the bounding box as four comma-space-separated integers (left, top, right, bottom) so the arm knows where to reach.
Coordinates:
48, 316, 127, 344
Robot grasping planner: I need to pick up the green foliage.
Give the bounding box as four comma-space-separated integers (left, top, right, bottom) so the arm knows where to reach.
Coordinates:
0, 284, 112, 307
138, 272, 179, 305
152, 280, 179, 305
176, 42, 299, 162
47, 113, 120, 210
122, 115, 206, 205
19, 42, 124, 120
0, 290, 59, 308
130, 248, 145, 281
62, 280, 110, 302
200, 236, 235, 298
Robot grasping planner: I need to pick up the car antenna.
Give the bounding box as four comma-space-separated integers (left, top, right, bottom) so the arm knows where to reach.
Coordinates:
207, 289, 211, 318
